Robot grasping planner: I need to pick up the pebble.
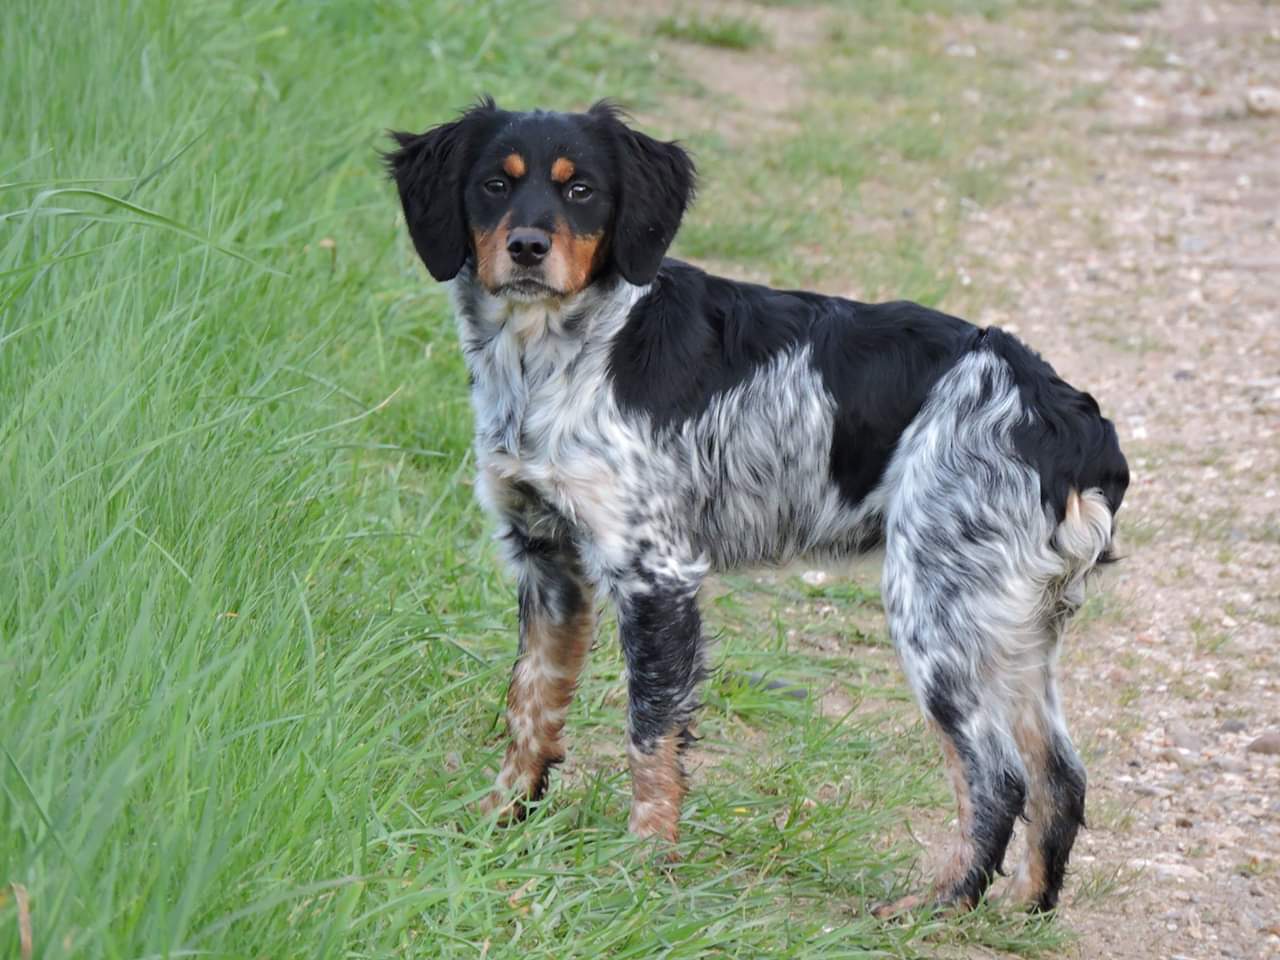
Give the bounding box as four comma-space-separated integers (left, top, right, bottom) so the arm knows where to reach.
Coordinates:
1246, 732, 1280, 755
1167, 721, 1203, 752
1245, 86, 1280, 116
800, 570, 828, 587
1130, 859, 1205, 882
1178, 234, 1210, 255
1158, 747, 1197, 770
1218, 718, 1247, 734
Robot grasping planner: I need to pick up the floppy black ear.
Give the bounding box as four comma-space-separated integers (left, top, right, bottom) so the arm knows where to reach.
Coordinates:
593, 103, 696, 285
385, 100, 499, 282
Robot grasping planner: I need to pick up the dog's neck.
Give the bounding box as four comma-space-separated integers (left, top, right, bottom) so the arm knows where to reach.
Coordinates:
448, 263, 651, 464
449, 264, 647, 365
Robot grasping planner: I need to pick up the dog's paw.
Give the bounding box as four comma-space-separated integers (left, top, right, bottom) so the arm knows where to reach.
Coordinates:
627, 818, 682, 864
869, 891, 973, 921
479, 788, 528, 825
869, 892, 929, 920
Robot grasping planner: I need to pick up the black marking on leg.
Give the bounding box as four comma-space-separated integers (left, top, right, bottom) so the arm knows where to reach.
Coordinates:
619, 573, 707, 746
927, 675, 1027, 908
950, 759, 1027, 907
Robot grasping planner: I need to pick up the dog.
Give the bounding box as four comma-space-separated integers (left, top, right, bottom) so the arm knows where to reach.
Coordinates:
385, 98, 1128, 915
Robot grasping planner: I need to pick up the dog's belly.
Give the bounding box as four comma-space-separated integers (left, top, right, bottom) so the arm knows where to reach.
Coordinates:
692, 465, 884, 571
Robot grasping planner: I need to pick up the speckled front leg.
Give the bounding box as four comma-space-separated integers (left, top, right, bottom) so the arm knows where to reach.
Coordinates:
615, 556, 707, 844
482, 501, 595, 820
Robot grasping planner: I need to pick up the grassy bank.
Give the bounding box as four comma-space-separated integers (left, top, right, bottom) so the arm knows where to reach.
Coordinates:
3, 1, 1066, 956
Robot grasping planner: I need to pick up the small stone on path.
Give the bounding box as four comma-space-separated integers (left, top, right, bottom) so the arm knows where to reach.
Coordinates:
1245, 732, 1280, 755
1245, 86, 1280, 116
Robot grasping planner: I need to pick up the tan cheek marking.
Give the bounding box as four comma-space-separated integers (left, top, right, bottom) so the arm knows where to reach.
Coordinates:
628, 735, 685, 843
472, 214, 511, 289
550, 157, 575, 183
547, 220, 604, 295
565, 232, 602, 294
503, 153, 526, 178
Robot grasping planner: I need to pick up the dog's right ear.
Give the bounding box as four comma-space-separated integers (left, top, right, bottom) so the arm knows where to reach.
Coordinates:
385, 100, 499, 282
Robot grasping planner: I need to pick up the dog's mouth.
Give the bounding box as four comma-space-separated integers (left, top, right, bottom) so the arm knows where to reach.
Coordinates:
495, 277, 563, 301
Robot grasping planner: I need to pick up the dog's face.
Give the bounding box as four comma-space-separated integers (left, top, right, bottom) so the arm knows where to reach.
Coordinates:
461, 110, 617, 300
387, 99, 695, 297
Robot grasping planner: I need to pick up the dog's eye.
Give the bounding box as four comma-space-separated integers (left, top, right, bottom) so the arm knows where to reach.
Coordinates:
483, 178, 508, 197
565, 182, 593, 202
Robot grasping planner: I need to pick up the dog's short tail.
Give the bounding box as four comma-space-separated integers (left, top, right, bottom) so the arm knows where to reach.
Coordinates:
1056, 484, 1116, 590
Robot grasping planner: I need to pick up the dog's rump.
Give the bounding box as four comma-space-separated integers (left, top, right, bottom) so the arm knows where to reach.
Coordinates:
975, 326, 1129, 546
886, 326, 1130, 628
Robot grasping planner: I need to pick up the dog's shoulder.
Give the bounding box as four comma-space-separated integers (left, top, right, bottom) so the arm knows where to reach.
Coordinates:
605, 259, 832, 428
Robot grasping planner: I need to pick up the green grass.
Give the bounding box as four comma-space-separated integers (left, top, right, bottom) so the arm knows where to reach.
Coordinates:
2, 0, 1080, 957
655, 13, 769, 51
666, 2, 1039, 303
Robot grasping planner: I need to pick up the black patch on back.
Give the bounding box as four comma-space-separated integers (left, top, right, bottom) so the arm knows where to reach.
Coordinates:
607, 261, 811, 427
810, 300, 978, 505
609, 259, 1128, 521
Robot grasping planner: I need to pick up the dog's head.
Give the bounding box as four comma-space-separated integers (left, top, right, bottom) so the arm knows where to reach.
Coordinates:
386, 99, 695, 299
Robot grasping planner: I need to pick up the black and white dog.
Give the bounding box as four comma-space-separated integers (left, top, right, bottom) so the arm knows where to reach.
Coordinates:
386, 99, 1128, 914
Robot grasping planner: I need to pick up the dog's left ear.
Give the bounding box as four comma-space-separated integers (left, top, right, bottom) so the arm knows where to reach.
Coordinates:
592, 102, 696, 285
385, 99, 499, 282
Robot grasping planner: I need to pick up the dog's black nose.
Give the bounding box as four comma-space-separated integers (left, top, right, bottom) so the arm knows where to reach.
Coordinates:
506, 228, 551, 267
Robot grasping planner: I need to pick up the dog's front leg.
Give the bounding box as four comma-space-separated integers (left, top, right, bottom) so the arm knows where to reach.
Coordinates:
615, 561, 707, 844
483, 518, 595, 821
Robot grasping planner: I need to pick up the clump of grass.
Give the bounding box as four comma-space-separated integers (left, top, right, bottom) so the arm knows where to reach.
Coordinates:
655, 12, 769, 50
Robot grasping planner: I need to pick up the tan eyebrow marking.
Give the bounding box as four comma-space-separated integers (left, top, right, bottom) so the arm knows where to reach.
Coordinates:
550, 157, 575, 183
503, 153, 527, 178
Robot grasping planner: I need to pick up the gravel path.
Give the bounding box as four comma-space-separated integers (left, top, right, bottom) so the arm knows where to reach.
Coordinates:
952, 2, 1280, 955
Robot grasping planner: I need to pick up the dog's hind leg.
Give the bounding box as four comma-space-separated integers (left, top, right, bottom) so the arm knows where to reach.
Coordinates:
876, 515, 1037, 911
872, 664, 1028, 914
1004, 489, 1114, 910
1006, 664, 1087, 912
874, 350, 1077, 915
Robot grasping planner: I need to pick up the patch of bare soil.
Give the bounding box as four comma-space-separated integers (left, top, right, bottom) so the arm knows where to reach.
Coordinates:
606, 0, 832, 141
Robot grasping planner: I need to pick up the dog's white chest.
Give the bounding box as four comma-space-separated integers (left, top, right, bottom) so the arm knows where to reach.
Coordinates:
467, 317, 634, 564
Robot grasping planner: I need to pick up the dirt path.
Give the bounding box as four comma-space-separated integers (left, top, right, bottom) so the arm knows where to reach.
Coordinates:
608, 1, 1280, 955
963, 3, 1280, 957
